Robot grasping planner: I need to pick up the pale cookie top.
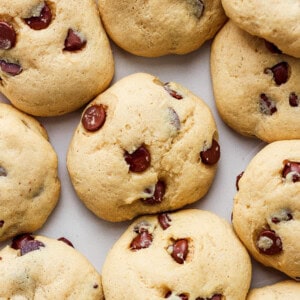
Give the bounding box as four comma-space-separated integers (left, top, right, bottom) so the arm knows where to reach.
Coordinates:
67, 73, 220, 222
0, 234, 103, 299
102, 209, 251, 300
233, 140, 300, 280
98, 0, 227, 57
0, 103, 60, 242
247, 280, 300, 300
221, 0, 300, 58
211, 21, 300, 142
0, 0, 114, 116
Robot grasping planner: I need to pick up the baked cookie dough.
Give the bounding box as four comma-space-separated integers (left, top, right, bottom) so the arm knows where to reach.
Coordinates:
247, 280, 300, 300
102, 209, 252, 300
0, 0, 114, 116
211, 21, 300, 142
0, 103, 60, 242
67, 73, 220, 222
0, 234, 103, 299
233, 140, 300, 280
221, 0, 300, 58
98, 0, 227, 57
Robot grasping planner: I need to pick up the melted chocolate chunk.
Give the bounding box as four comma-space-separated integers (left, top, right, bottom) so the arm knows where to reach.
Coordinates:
82, 104, 106, 132
200, 139, 220, 165
24, 3, 52, 30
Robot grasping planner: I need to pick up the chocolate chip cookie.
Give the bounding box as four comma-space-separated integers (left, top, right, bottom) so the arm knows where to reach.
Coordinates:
0, 234, 103, 299
67, 73, 220, 222
98, 0, 227, 57
102, 209, 251, 299
0, 0, 114, 116
221, 0, 300, 58
233, 140, 300, 280
211, 21, 300, 142
247, 280, 300, 299
0, 103, 60, 242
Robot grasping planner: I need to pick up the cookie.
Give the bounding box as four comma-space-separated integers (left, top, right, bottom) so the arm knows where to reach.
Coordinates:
98, 0, 227, 57
233, 140, 300, 279
0, 0, 114, 116
0, 234, 103, 299
211, 21, 300, 142
102, 209, 252, 299
67, 73, 220, 222
0, 103, 60, 242
247, 280, 300, 299
221, 0, 300, 58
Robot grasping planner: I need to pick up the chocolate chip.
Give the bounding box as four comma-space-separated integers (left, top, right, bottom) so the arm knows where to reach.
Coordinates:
194, 0, 204, 18
196, 295, 223, 300
130, 230, 153, 250
168, 107, 181, 130
158, 213, 171, 230
64, 28, 87, 51
271, 209, 293, 224
11, 233, 45, 256
236, 171, 244, 191
264, 40, 282, 54
259, 93, 277, 115
0, 60, 22, 76
82, 104, 106, 132
0, 166, 7, 177
57, 237, 74, 248
289, 92, 299, 107
282, 160, 300, 183
24, 3, 52, 30
264, 62, 290, 85
11, 233, 34, 250
165, 291, 189, 299
93, 284, 99, 289
256, 229, 282, 255
164, 83, 183, 100
141, 181, 166, 205
169, 239, 188, 264
0, 220, 4, 227
124, 145, 151, 172
200, 139, 220, 165
20, 239, 45, 256
0, 21, 16, 49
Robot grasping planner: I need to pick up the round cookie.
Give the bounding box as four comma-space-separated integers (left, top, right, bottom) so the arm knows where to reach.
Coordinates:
247, 281, 300, 300
0, 103, 60, 242
67, 73, 220, 222
221, 0, 300, 58
233, 140, 300, 279
211, 21, 300, 142
0, 234, 103, 299
0, 0, 114, 116
102, 209, 252, 299
98, 0, 227, 57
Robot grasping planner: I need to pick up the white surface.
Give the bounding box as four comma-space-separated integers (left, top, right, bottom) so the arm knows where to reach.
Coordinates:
0, 40, 289, 289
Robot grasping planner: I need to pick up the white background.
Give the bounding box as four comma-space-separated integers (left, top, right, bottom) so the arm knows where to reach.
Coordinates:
0, 39, 289, 290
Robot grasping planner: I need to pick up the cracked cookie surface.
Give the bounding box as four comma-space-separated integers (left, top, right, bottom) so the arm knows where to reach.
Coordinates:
67, 73, 220, 222
233, 140, 300, 279
211, 21, 300, 142
102, 209, 251, 300
0, 0, 114, 116
0, 103, 60, 242
98, 0, 227, 57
